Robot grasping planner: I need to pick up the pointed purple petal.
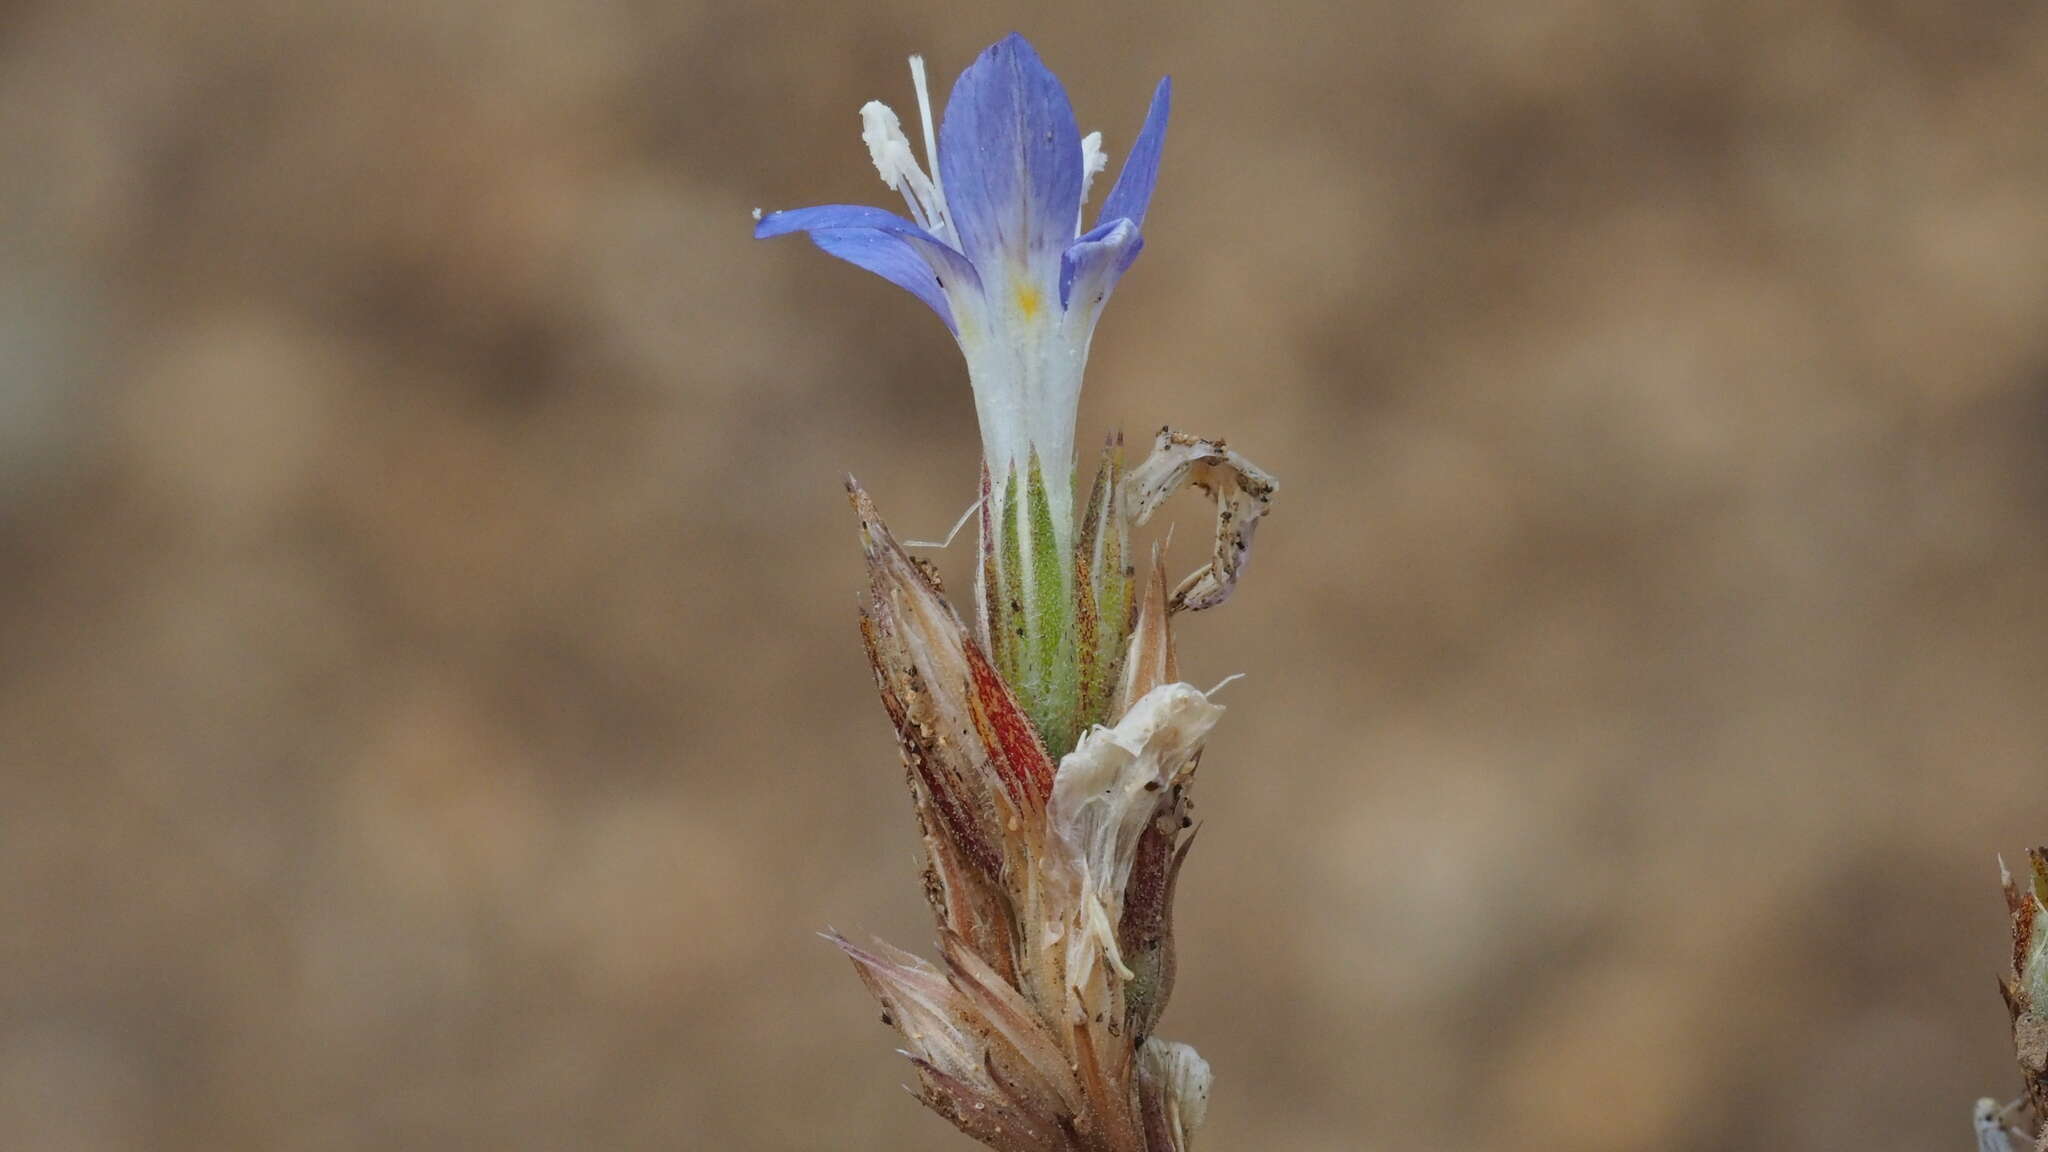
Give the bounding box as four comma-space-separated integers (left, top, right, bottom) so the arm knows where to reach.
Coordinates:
810, 228, 957, 331
754, 203, 921, 239
1059, 218, 1143, 312
938, 34, 1083, 279
756, 205, 980, 329
1097, 78, 1170, 232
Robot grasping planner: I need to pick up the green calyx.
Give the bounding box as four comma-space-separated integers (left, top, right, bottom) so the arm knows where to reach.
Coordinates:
981, 439, 1134, 761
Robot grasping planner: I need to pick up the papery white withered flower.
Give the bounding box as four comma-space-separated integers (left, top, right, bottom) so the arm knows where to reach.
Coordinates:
1049, 682, 1221, 990
757, 35, 1278, 1152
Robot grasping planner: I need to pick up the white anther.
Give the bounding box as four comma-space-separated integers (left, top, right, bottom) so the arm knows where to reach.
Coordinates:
859, 57, 956, 245
1078, 131, 1108, 232
860, 101, 912, 191
860, 101, 933, 232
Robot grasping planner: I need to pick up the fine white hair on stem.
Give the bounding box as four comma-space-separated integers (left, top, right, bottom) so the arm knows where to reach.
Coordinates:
904, 497, 983, 550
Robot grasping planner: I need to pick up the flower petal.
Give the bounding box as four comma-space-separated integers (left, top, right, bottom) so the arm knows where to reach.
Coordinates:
754, 202, 913, 238
938, 34, 1084, 278
1097, 77, 1170, 232
756, 205, 981, 328
809, 228, 957, 330
1059, 217, 1143, 312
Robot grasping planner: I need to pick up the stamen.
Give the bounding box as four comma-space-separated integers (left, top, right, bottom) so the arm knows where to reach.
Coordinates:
907, 55, 952, 244
1078, 131, 1108, 232
861, 101, 931, 232
862, 73, 952, 245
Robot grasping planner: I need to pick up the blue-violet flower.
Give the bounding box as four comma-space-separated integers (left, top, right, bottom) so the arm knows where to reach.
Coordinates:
757, 34, 1169, 754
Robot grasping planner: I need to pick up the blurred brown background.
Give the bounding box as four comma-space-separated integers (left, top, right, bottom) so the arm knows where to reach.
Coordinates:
3, 1, 2046, 1149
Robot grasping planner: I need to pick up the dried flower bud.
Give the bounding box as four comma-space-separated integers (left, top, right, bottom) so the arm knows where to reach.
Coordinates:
1137, 1038, 1212, 1151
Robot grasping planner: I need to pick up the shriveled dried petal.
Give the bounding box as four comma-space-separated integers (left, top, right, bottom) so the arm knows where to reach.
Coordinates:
1048, 683, 1221, 991
1122, 427, 1277, 614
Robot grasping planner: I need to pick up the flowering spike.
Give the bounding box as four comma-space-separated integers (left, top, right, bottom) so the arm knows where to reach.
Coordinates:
760, 39, 1281, 1150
